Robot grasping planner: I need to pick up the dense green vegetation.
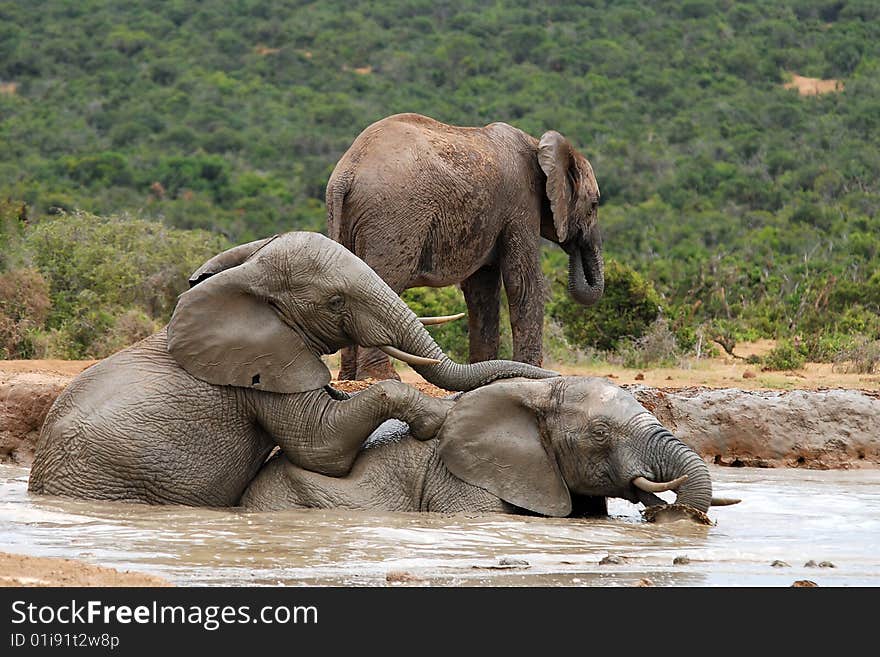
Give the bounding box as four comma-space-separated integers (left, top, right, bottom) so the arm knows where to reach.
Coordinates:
1, 1, 878, 368
0, 203, 227, 358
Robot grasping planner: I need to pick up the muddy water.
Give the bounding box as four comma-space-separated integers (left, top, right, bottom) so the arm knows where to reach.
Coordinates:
1, 464, 878, 587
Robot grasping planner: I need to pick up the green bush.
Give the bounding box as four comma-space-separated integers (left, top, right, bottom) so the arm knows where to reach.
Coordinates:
24, 211, 229, 358
832, 336, 880, 374
798, 332, 859, 363
548, 258, 663, 352
150, 155, 231, 201
762, 340, 806, 371
615, 318, 681, 369
401, 286, 470, 363
0, 267, 51, 358
90, 308, 161, 358
63, 152, 133, 188
0, 200, 28, 271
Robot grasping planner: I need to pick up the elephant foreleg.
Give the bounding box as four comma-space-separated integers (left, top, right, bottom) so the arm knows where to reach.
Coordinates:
356, 346, 401, 381
256, 381, 451, 477
462, 264, 501, 363
338, 345, 359, 381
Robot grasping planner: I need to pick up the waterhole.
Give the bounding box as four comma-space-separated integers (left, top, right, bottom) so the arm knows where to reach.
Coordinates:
2, 465, 878, 586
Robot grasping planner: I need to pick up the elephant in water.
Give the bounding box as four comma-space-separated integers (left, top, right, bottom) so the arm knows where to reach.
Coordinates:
327, 112, 603, 381
242, 377, 738, 517
29, 232, 556, 506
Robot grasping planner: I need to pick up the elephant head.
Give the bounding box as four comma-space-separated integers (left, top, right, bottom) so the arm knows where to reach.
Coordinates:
538, 131, 604, 306
438, 376, 728, 517
167, 231, 556, 393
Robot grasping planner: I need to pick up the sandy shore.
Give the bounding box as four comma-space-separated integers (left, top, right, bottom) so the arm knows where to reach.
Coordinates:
0, 551, 170, 587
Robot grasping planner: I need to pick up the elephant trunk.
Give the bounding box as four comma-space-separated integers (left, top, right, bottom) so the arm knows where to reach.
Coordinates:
567, 232, 604, 306
387, 306, 557, 392
639, 424, 712, 513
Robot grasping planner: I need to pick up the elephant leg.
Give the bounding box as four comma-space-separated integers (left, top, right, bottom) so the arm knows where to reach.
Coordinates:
462, 265, 501, 363
500, 234, 545, 366
357, 346, 402, 381
338, 345, 359, 381
256, 381, 451, 477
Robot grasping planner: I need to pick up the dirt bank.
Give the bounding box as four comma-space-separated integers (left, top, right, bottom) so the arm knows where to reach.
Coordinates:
3, 357, 879, 469
630, 386, 880, 469
1, 371, 74, 464
0, 551, 171, 587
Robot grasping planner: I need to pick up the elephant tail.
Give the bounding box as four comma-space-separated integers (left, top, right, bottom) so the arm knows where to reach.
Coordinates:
326, 169, 354, 248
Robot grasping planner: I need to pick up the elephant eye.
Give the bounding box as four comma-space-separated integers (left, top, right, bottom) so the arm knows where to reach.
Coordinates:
328, 295, 345, 311
589, 420, 613, 447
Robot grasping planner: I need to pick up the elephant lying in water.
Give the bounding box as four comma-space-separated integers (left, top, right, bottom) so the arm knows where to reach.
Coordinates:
29, 232, 556, 507
242, 376, 738, 517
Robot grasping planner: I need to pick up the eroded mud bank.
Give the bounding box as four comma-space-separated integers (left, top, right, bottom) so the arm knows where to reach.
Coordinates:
629, 386, 880, 469
2, 372, 878, 468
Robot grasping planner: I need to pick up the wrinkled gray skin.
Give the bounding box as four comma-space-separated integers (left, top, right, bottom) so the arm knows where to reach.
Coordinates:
28, 232, 556, 507
327, 113, 603, 381
242, 377, 713, 516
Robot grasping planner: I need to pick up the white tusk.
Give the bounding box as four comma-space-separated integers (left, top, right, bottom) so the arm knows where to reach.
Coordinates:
418, 313, 466, 326
632, 475, 689, 493
379, 345, 441, 366
710, 497, 742, 506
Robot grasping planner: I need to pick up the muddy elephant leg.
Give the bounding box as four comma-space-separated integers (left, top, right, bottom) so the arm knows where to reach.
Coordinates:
338, 345, 359, 380
357, 346, 402, 381
257, 381, 450, 477
500, 233, 544, 366
462, 264, 501, 363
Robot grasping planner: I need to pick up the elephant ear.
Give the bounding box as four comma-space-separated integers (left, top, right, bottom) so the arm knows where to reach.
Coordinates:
167, 261, 330, 394
188, 235, 279, 287
538, 131, 599, 243
438, 379, 571, 517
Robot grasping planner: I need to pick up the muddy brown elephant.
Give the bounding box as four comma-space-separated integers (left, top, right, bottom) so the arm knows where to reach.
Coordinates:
29, 232, 556, 506
327, 112, 603, 381
243, 377, 739, 516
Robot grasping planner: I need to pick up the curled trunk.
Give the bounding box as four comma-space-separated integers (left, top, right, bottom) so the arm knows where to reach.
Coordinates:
638, 425, 713, 513
388, 307, 557, 392
567, 236, 604, 306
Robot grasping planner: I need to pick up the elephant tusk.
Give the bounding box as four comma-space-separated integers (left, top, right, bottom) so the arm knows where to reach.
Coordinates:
710, 497, 742, 506
418, 313, 466, 326
379, 345, 442, 366
632, 475, 689, 493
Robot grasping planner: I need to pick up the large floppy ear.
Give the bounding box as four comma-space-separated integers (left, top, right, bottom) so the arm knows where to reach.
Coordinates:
188, 235, 279, 287
538, 131, 598, 244
167, 260, 330, 393
438, 379, 571, 517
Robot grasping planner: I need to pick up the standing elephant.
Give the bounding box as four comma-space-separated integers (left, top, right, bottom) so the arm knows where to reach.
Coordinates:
327, 112, 603, 381
242, 377, 738, 517
29, 232, 556, 507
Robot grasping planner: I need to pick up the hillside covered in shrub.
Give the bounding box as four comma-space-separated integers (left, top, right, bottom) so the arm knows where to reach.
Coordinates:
1, 1, 878, 366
